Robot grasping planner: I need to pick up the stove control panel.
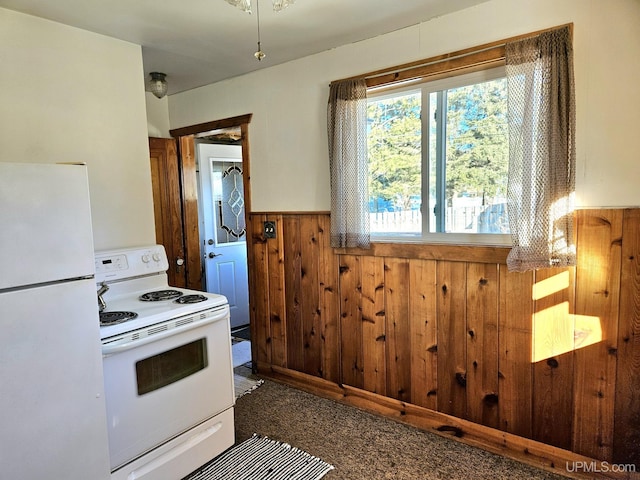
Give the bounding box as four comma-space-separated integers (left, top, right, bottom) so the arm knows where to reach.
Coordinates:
95, 245, 169, 283
95, 253, 128, 275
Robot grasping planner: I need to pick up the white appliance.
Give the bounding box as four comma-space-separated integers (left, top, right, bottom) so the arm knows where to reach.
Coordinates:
0, 162, 111, 479
96, 245, 235, 480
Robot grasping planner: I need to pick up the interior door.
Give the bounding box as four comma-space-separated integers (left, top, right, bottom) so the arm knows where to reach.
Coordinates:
149, 137, 187, 287
198, 145, 250, 329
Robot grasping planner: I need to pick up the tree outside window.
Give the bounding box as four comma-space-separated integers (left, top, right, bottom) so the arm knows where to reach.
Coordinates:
367, 68, 509, 238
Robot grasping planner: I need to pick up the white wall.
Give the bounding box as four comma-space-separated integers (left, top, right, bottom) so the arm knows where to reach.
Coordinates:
146, 92, 171, 138
0, 8, 156, 251
168, 0, 640, 211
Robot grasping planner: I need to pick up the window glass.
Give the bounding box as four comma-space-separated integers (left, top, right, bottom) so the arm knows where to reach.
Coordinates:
367, 68, 510, 243
367, 91, 422, 236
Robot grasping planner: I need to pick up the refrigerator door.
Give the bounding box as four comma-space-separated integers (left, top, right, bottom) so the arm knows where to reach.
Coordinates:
0, 162, 95, 290
0, 278, 111, 480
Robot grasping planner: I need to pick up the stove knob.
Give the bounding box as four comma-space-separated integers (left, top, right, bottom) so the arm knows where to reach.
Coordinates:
152, 253, 161, 262
142, 254, 151, 263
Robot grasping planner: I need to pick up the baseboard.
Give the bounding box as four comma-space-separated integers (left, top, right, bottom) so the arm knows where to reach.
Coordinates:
255, 362, 633, 480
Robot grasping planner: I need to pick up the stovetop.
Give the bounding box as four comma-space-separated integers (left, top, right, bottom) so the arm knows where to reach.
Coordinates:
95, 246, 228, 339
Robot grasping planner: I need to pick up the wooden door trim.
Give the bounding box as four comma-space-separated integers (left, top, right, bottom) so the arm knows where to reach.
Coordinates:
170, 114, 253, 293
169, 114, 253, 138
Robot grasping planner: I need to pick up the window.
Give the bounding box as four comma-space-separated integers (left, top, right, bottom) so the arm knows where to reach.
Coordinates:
367, 67, 510, 244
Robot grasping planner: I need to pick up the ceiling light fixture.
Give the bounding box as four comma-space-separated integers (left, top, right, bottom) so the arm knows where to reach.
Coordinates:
224, 0, 295, 61
224, 0, 295, 14
148, 72, 168, 99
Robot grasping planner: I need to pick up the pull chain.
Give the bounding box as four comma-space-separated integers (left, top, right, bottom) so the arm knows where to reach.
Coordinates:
254, 0, 266, 61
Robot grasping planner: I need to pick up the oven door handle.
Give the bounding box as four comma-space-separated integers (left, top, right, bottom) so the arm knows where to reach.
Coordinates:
124, 420, 225, 479
101, 309, 228, 356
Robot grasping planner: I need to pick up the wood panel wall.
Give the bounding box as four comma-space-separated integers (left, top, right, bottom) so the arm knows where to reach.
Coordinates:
247, 209, 640, 470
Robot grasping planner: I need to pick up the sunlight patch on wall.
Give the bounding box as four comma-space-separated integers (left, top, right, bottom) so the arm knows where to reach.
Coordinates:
532, 270, 570, 300
531, 270, 602, 363
532, 302, 573, 363
573, 315, 603, 350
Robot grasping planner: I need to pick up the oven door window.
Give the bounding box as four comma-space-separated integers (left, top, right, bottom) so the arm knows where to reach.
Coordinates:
135, 338, 208, 395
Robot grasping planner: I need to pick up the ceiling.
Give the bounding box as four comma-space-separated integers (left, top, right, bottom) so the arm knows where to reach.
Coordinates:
0, 0, 489, 95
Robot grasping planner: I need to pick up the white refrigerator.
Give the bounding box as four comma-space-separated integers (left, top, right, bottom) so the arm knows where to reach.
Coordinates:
0, 162, 111, 479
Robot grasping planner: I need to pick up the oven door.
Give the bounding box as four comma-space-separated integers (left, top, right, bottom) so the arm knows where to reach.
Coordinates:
102, 305, 233, 470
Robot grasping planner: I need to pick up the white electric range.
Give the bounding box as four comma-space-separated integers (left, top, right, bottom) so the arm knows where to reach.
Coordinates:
95, 245, 235, 480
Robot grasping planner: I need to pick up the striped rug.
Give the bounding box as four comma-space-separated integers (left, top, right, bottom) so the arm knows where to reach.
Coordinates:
234, 374, 264, 399
185, 434, 334, 480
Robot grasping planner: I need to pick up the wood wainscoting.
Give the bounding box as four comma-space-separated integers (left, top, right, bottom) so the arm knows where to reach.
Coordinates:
247, 209, 640, 478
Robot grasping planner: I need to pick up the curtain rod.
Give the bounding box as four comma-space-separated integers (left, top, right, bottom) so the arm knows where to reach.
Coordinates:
330, 23, 573, 87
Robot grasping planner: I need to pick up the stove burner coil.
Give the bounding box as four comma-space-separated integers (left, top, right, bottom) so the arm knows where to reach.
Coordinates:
174, 294, 208, 304
100, 311, 138, 326
139, 289, 183, 302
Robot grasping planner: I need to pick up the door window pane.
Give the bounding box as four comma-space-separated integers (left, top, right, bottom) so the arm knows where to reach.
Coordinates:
211, 161, 246, 244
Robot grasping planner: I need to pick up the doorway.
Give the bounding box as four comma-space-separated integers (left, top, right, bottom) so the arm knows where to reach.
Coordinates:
195, 140, 250, 332
167, 114, 254, 365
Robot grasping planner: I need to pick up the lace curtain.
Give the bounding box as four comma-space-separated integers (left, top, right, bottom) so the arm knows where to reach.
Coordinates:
505, 26, 576, 272
327, 79, 370, 248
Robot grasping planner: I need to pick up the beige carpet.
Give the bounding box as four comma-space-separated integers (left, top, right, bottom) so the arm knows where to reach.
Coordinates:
234, 379, 569, 480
